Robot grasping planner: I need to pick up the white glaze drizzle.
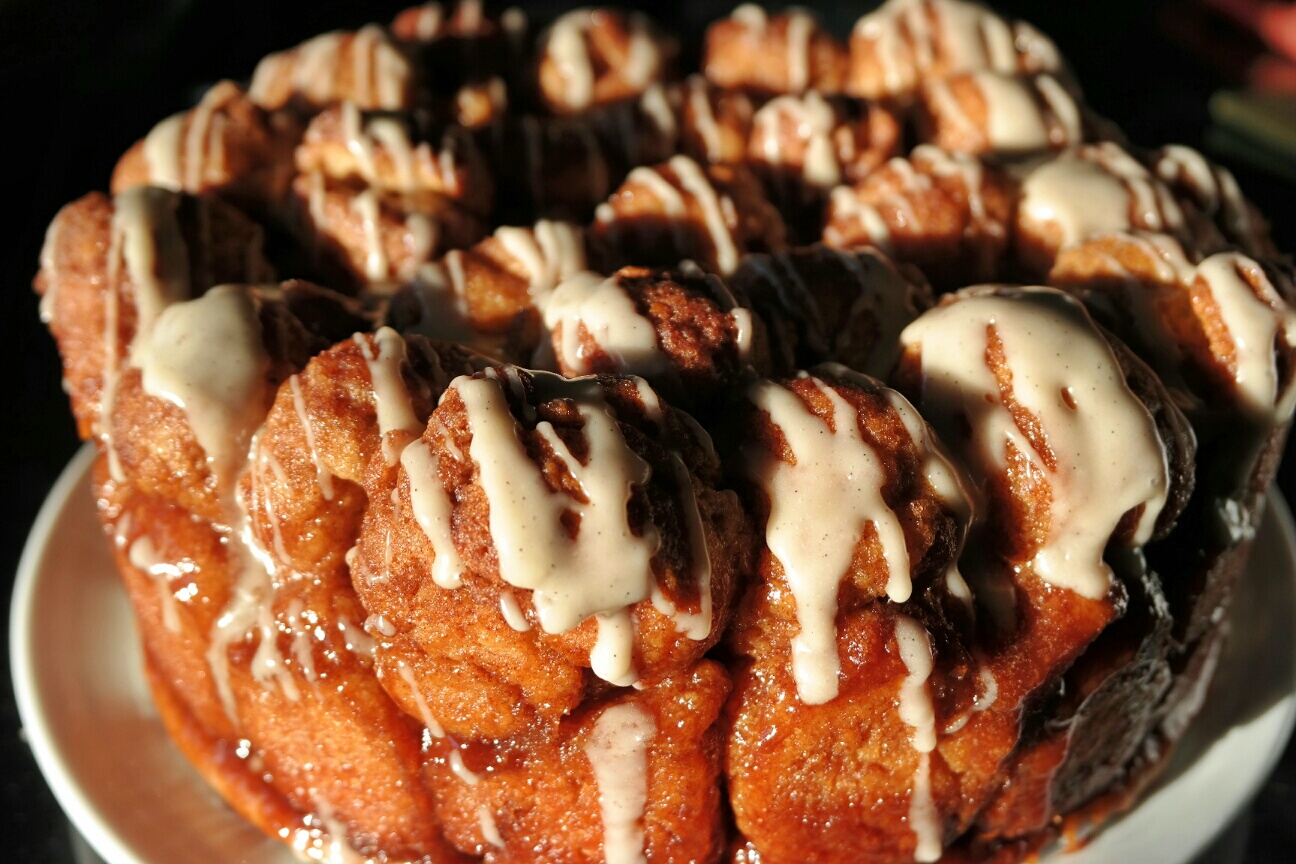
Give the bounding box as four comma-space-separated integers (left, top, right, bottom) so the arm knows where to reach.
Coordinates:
1021, 144, 1185, 253
894, 614, 942, 863
399, 437, 465, 589
452, 372, 662, 685
899, 287, 1170, 598
547, 10, 595, 109
353, 328, 423, 463
745, 376, 912, 704
584, 703, 656, 864
495, 220, 586, 297
478, 805, 506, 850
397, 661, 446, 738
288, 374, 335, 501
349, 188, 389, 282
499, 589, 532, 631
136, 285, 267, 490
785, 11, 815, 92
686, 77, 725, 162
448, 749, 480, 785
541, 271, 667, 378
127, 536, 184, 634
1195, 253, 1296, 422
669, 155, 740, 275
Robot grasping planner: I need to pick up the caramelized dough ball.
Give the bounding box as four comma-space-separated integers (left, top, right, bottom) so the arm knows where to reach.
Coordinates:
677, 75, 756, 166
94, 458, 455, 863
747, 93, 902, 241
537, 264, 769, 409
704, 5, 848, 96
111, 81, 300, 212
1049, 232, 1296, 426
248, 25, 417, 113
1014, 143, 1193, 278
391, 2, 523, 130
290, 172, 486, 290
295, 104, 494, 215
733, 244, 932, 378
427, 662, 730, 864
846, 0, 1063, 100
536, 8, 675, 115
1153, 144, 1279, 259
824, 145, 1014, 288
34, 188, 275, 441
109, 281, 358, 525
353, 368, 751, 740
916, 71, 1084, 157
241, 330, 486, 581
748, 92, 901, 189
724, 369, 979, 864
590, 155, 786, 276
386, 219, 587, 358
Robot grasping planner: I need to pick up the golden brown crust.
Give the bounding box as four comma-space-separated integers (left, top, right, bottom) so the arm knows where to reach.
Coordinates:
353, 368, 750, 741
543, 265, 769, 409
590, 157, 786, 276
111, 82, 302, 211
824, 147, 1015, 288
34, 190, 275, 440
428, 662, 731, 863
535, 8, 676, 115
703, 9, 848, 96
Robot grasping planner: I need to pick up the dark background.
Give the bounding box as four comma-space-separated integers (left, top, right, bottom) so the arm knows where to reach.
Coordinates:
1, 0, 1295, 860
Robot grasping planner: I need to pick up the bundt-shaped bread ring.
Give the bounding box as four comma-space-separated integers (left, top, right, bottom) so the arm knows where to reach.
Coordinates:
30, 3, 1296, 863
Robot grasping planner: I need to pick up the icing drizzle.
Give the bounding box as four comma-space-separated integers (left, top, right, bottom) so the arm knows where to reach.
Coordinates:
899, 287, 1170, 598
745, 375, 912, 704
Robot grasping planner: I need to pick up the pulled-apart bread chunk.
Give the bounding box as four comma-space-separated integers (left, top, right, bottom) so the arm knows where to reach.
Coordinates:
536, 8, 676, 115
846, 0, 1064, 100
1014, 143, 1193, 278
111, 81, 300, 211
248, 25, 417, 113
590, 155, 786, 276
352, 367, 751, 740
34, 187, 275, 447
916, 71, 1085, 157
387, 219, 586, 354
534, 264, 767, 409
724, 366, 977, 864
703, 5, 848, 95
824, 145, 1014, 288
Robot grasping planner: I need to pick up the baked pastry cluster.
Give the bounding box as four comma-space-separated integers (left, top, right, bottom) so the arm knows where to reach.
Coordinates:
33, 1, 1296, 863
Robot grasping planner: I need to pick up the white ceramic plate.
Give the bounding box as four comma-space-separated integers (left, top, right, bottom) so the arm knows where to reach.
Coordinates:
13, 445, 1296, 864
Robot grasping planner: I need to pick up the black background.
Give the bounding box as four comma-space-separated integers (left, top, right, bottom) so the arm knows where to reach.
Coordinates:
1, 0, 1294, 860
